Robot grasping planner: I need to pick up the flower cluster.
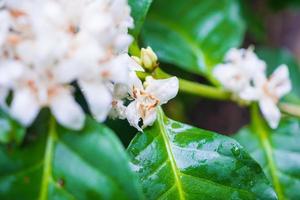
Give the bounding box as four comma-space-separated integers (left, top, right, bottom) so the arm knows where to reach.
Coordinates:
0, 0, 135, 130
110, 51, 179, 131
214, 47, 292, 128
0, 0, 179, 131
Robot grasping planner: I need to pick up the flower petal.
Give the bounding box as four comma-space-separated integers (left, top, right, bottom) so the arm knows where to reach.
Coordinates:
125, 101, 142, 131
0, 87, 8, 108
213, 64, 248, 92
79, 81, 112, 122
50, 89, 85, 130
239, 86, 258, 101
10, 88, 40, 126
259, 97, 281, 129
142, 108, 157, 129
145, 76, 179, 105
0, 61, 24, 87
269, 64, 292, 98
109, 99, 126, 120
128, 72, 143, 97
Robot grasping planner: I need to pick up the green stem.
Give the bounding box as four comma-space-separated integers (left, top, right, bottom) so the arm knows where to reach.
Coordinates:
129, 40, 141, 56
251, 105, 285, 200
279, 102, 300, 119
39, 116, 57, 200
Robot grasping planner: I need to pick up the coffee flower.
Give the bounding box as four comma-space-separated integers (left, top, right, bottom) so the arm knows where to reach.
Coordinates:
254, 65, 291, 129
107, 55, 144, 120
126, 75, 179, 131
0, 0, 134, 129
214, 47, 292, 129
213, 47, 266, 101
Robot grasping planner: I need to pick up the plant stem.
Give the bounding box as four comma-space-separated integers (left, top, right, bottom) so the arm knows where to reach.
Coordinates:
279, 102, 300, 119
129, 40, 141, 57
39, 116, 57, 200
251, 105, 285, 200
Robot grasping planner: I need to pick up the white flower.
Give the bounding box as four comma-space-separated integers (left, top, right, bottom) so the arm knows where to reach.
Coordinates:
254, 65, 292, 129
214, 47, 292, 129
9, 65, 85, 130
0, 0, 135, 129
126, 76, 179, 131
213, 47, 266, 100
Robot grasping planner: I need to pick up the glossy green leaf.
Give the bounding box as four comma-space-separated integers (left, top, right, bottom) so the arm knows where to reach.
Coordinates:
127, 108, 277, 200
0, 109, 25, 145
141, 0, 245, 76
0, 117, 143, 200
129, 0, 153, 37
234, 117, 300, 200
256, 48, 300, 101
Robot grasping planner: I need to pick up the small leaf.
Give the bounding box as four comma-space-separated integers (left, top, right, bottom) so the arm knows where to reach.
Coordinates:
0, 117, 143, 200
127, 108, 277, 200
0, 109, 25, 145
141, 0, 245, 76
129, 0, 153, 37
234, 117, 300, 200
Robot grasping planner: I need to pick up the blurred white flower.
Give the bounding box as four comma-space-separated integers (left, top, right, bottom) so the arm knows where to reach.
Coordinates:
9, 64, 85, 130
254, 65, 291, 129
213, 47, 266, 101
126, 76, 179, 131
214, 47, 292, 129
0, 0, 134, 129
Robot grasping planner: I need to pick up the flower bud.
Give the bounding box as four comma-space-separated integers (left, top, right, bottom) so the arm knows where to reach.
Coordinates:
141, 47, 158, 71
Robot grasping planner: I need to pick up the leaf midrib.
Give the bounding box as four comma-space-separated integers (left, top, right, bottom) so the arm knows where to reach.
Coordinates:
157, 108, 185, 200
39, 117, 57, 200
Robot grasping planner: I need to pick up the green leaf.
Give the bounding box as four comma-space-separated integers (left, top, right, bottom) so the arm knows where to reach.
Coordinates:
141, 0, 245, 77
234, 116, 300, 200
256, 47, 300, 101
268, 0, 300, 10
0, 109, 25, 145
127, 108, 277, 200
129, 0, 153, 37
0, 117, 144, 200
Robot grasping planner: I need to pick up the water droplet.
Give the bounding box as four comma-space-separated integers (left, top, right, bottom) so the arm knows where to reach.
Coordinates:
231, 146, 241, 157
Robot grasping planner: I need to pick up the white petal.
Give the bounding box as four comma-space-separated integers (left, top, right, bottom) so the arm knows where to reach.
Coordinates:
113, 83, 128, 99
128, 72, 143, 97
0, 61, 24, 87
239, 86, 258, 101
269, 64, 292, 98
125, 101, 142, 131
121, 54, 144, 72
145, 76, 179, 105
259, 97, 281, 129
54, 60, 82, 84
213, 64, 247, 92
10, 88, 40, 126
102, 54, 130, 84
109, 99, 126, 120
142, 108, 157, 129
79, 81, 112, 122
225, 48, 243, 63
50, 89, 85, 130
0, 87, 8, 108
